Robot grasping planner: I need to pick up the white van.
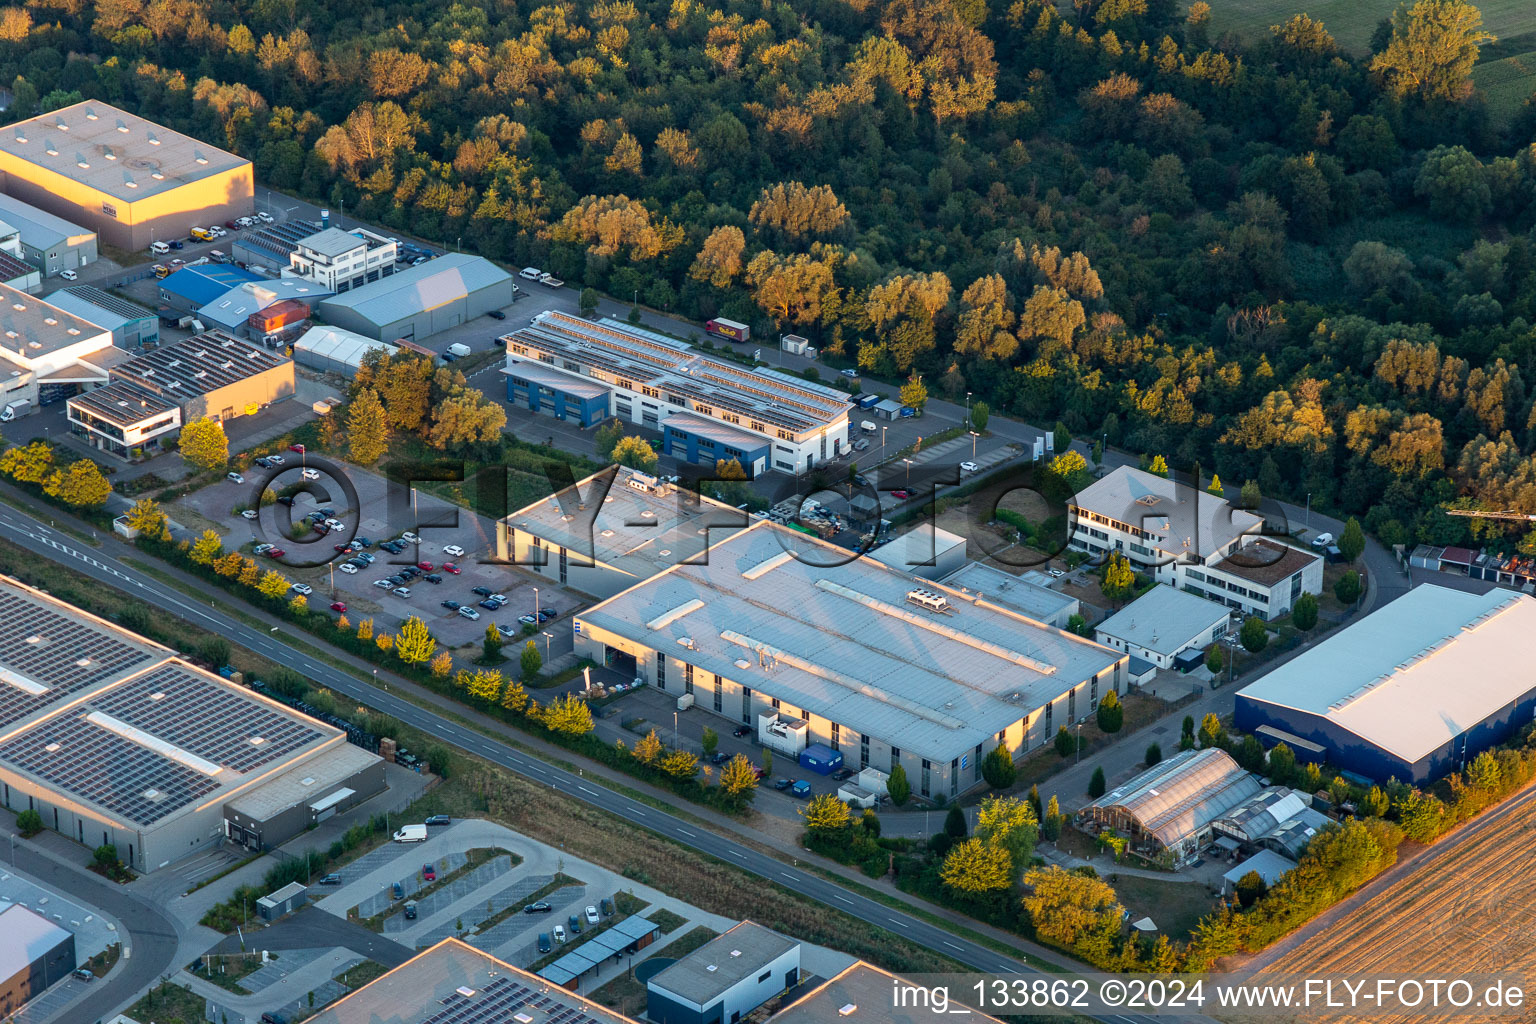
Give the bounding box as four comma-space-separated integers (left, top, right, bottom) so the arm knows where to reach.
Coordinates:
392, 824, 428, 843
518, 266, 542, 281
860, 420, 877, 433
149, 241, 170, 256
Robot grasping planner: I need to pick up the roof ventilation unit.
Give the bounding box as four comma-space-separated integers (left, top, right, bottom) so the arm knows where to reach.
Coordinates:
906, 588, 950, 613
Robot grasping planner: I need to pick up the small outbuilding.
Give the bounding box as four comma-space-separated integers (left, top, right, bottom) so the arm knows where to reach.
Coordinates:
45, 284, 159, 349
1221, 849, 1296, 896
256, 881, 307, 921
647, 921, 800, 1024
1094, 584, 1230, 670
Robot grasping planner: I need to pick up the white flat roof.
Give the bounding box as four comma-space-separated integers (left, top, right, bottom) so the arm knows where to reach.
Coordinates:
1237, 584, 1536, 763
579, 521, 1122, 762
1071, 466, 1263, 560
1095, 584, 1230, 656
940, 562, 1077, 623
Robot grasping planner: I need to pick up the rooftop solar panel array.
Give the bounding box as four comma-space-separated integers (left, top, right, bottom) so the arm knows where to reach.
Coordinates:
0, 713, 222, 823
92, 663, 322, 771
0, 588, 162, 730
421, 974, 614, 1024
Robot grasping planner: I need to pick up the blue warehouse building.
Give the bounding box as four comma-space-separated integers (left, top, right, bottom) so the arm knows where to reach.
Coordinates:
1234, 585, 1536, 784
157, 263, 262, 312
503, 360, 610, 427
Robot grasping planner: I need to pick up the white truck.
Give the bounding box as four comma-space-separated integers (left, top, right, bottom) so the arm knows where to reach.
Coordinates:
391, 824, 428, 843
446, 342, 472, 358
538, 273, 564, 288
1, 399, 31, 422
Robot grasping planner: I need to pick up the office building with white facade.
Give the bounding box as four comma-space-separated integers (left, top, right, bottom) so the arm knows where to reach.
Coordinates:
1094, 583, 1230, 670
503, 312, 851, 476
498, 467, 747, 600
1068, 466, 1322, 620
287, 226, 398, 293
0, 282, 114, 413
647, 922, 800, 1024
574, 522, 1126, 800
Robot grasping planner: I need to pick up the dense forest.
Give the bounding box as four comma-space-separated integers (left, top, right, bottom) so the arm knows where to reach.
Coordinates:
5, 0, 1536, 548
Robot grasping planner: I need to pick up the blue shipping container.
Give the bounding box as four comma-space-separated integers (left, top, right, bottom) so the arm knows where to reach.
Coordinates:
858, 394, 881, 409
799, 743, 844, 775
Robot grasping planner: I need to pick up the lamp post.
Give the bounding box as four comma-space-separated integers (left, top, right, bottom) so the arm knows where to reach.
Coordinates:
1076, 722, 1082, 764
674, 710, 679, 747
965, 392, 971, 427
903, 458, 913, 486
969, 431, 979, 460
533, 587, 540, 624
542, 630, 553, 659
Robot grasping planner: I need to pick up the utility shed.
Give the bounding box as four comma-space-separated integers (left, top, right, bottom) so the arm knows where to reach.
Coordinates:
1221, 850, 1296, 895
869, 525, 966, 581
1235, 584, 1536, 783
647, 921, 800, 1024
256, 881, 307, 921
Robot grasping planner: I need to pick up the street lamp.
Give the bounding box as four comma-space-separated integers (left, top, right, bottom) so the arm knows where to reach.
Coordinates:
674, 710, 679, 747
542, 630, 553, 658
969, 431, 979, 460
1075, 722, 1082, 764
965, 391, 971, 427
533, 587, 540, 624
903, 458, 913, 486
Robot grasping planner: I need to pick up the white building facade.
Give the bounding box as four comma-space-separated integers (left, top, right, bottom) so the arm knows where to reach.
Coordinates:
287, 226, 398, 293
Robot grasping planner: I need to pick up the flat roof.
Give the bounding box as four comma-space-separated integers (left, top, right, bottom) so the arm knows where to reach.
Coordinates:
197, 279, 330, 328
0, 575, 346, 830
940, 561, 1077, 623
226, 741, 381, 820
0, 193, 93, 249
1237, 584, 1536, 763
296, 227, 391, 258
0, 100, 248, 202
503, 359, 610, 400
0, 903, 71, 980
45, 284, 154, 329
578, 522, 1122, 762
318, 253, 510, 327
649, 921, 797, 1005
109, 330, 290, 400
0, 282, 111, 363
771, 962, 1004, 1024
66, 380, 179, 427
506, 312, 850, 436
869, 525, 967, 576
304, 939, 636, 1024
1071, 466, 1263, 560
159, 264, 262, 307
538, 915, 660, 987
1211, 537, 1320, 587
1095, 584, 1230, 656
506, 466, 747, 583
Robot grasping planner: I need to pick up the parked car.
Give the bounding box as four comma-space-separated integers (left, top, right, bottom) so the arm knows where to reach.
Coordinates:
226, 471, 245, 484
261, 1014, 289, 1024
276, 495, 295, 506
773, 777, 793, 790
537, 932, 552, 953
472, 586, 494, 596
478, 600, 501, 610
255, 456, 274, 469
553, 924, 567, 943
425, 814, 451, 826
839, 368, 858, 378
373, 580, 393, 589
442, 562, 461, 574
330, 601, 347, 613
403, 901, 418, 920
393, 587, 413, 598
302, 468, 320, 481
710, 751, 730, 765
524, 901, 553, 914
458, 606, 481, 620
890, 489, 910, 499
831, 767, 856, 781
422, 863, 437, 882
319, 873, 341, 885
519, 613, 538, 626
424, 573, 443, 584
355, 536, 373, 547
567, 913, 582, 934
600, 897, 613, 916
291, 583, 313, 596
268, 454, 286, 465
339, 563, 359, 574
853, 438, 870, 451
959, 461, 979, 474
733, 725, 752, 738
537, 608, 557, 622
443, 544, 465, 557
487, 309, 506, 320
264, 547, 286, 558
392, 882, 405, 900
72, 968, 92, 981
240, 509, 258, 520
584, 905, 600, 925
1311, 532, 1334, 548
417, 561, 435, 571
289, 443, 306, 453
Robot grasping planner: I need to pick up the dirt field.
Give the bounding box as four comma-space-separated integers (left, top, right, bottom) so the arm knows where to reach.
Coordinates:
1229, 784, 1536, 1023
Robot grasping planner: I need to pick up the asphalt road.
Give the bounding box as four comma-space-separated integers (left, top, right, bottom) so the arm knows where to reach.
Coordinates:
0, 502, 1178, 1024
4, 840, 178, 1024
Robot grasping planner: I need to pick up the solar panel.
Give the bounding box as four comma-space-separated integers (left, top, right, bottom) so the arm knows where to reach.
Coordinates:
93, 663, 323, 771
0, 713, 221, 823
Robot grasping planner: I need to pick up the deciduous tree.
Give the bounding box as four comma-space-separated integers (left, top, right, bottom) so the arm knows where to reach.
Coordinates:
540, 692, 592, 734
179, 418, 229, 470
1370, 0, 1492, 101
802, 793, 852, 834
1020, 867, 1122, 948
394, 616, 436, 664
941, 838, 1013, 894
346, 388, 388, 464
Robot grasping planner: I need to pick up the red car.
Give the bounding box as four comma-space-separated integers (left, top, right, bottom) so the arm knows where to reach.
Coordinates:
265, 547, 286, 558
441, 563, 460, 574
330, 601, 347, 613
416, 561, 434, 571
334, 543, 352, 552
890, 489, 910, 500
422, 863, 437, 881
289, 443, 306, 453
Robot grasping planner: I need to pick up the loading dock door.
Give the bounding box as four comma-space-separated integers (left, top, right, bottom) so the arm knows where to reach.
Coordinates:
605, 646, 637, 675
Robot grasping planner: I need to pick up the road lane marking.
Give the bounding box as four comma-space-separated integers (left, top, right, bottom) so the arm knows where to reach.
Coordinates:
943, 940, 964, 951
676, 828, 695, 838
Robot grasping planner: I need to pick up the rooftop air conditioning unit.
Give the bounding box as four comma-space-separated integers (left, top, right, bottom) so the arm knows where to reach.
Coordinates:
906, 588, 950, 613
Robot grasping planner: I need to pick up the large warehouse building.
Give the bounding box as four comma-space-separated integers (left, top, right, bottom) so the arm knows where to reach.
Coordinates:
575, 521, 1126, 800
0, 576, 384, 872
316, 253, 513, 342
504, 312, 852, 475
1235, 584, 1536, 783
44, 284, 159, 349
499, 467, 747, 600
0, 101, 253, 251
98, 330, 294, 423
0, 195, 96, 278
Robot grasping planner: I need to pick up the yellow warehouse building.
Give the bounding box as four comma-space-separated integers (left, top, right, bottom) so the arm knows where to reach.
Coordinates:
0, 101, 252, 251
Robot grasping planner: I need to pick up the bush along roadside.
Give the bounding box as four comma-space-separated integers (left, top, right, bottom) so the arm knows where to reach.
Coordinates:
128, 508, 757, 816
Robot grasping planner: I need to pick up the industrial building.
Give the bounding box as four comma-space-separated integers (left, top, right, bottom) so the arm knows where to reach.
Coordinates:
0, 194, 97, 277
499, 467, 747, 600
868, 525, 967, 581
44, 284, 158, 349
287, 226, 398, 292
1234, 585, 1536, 783
317, 253, 513, 342
0, 101, 253, 250
575, 521, 1126, 800
0, 250, 39, 293
304, 938, 637, 1024
157, 262, 262, 312
292, 325, 398, 380
646, 921, 800, 1024
504, 312, 852, 475
0, 282, 115, 413
1094, 584, 1231, 671
1083, 748, 1263, 864
940, 562, 1079, 629
0, 575, 384, 872
1069, 467, 1323, 620
232, 217, 327, 270
65, 380, 181, 457
196, 278, 331, 338
0, 903, 75, 1018
96, 330, 295, 424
